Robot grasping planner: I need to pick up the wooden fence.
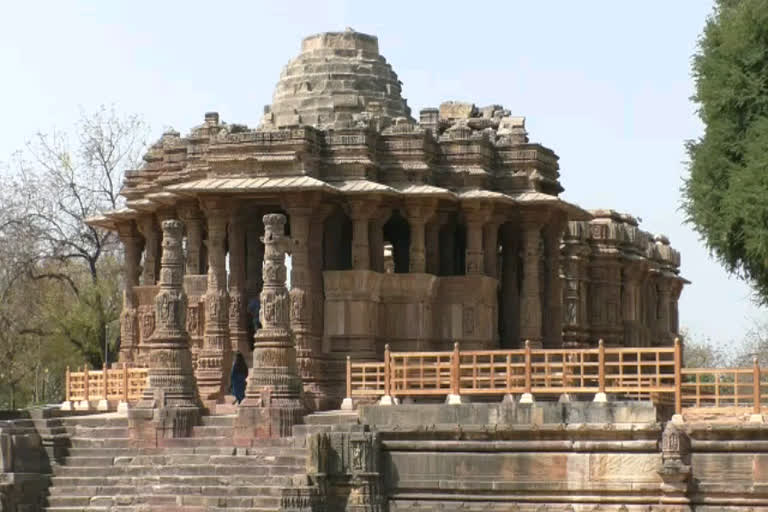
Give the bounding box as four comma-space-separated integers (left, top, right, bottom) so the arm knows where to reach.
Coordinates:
345, 339, 768, 415
65, 365, 148, 403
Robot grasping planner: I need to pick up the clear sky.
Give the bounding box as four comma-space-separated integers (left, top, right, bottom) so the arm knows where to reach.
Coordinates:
0, 1, 762, 349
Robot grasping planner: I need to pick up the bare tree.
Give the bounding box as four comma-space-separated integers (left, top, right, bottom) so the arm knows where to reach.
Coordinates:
1, 106, 148, 369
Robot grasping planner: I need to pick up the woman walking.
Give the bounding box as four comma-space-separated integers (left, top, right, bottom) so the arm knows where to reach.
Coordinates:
230, 352, 249, 405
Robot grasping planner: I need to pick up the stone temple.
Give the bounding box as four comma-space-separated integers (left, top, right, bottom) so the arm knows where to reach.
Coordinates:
10, 30, 768, 512
88, 29, 686, 412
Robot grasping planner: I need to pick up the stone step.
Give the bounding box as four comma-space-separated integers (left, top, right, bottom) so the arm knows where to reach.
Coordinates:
45, 494, 282, 509
201, 415, 236, 427
70, 437, 133, 448
61, 456, 116, 467
74, 426, 131, 438
293, 423, 364, 437
191, 425, 234, 437
43, 508, 278, 512
108, 453, 306, 466
50, 474, 295, 488
303, 411, 359, 425
59, 416, 129, 428
54, 463, 303, 477
49, 484, 285, 497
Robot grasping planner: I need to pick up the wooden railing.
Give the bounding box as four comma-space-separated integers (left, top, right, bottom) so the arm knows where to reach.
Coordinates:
65, 364, 148, 403
680, 358, 766, 413
347, 340, 681, 408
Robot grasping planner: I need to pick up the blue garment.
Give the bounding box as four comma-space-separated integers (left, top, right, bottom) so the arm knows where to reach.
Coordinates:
230, 354, 249, 403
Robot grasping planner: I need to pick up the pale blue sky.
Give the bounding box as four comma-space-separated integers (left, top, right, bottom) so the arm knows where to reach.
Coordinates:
1, 1, 760, 348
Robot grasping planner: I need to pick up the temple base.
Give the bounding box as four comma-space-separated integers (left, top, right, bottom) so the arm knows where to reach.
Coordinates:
128, 405, 200, 447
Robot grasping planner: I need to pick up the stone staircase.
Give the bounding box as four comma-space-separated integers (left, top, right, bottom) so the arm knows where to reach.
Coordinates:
42, 414, 313, 512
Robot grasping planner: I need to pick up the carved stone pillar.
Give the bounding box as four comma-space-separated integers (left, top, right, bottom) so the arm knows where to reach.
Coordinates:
196, 199, 230, 408
520, 217, 543, 346
118, 221, 141, 364
464, 210, 487, 276
179, 203, 204, 275
483, 221, 500, 278
138, 215, 159, 286
406, 204, 427, 273
500, 224, 519, 349
368, 208, 390, 273
657, 278, 673, 345
425, 221, 441, 275
543, 218, 565, 348
239, 214, 304, 438
286, 206, 315, 385
562, 222, 591, 348
228, 208, 249, 359
622, 265, 643, 346
130, 219, 199, 442
349, 200, 372, 270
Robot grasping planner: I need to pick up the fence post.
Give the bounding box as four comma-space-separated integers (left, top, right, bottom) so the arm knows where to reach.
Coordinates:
122, 365, 129, 403
341, 356, 354, 410
83, 365, 89, 402
377, 344, 396, 406
520, 340, 534, 404
384, 344, 392, 397
594, 339, 607, 403
65, 366, 70, 402
754, 356, 761, 416
102, 363, 108, 399
674, 337, 682, 416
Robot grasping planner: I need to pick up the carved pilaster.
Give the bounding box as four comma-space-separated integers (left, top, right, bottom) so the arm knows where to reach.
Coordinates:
229, 208, 249, 359
657, 277, 673, 345
544, 216, 565, 348
178, 203, 204, 275
368, 207, 390, 273
658, 422, 691, 499
240, 213, 304, 435
349, 200, 372, 270
520, 217, 543, 346
463, 207, 489, 276
118, 221, 141, 363
405, 203, 428, 273
130, 219, 199, 441
196, 199, 230, 407
483, 220, 501, 278
138, 215, 159, 286
500, 223, 520, 349
562, 222, 591, 348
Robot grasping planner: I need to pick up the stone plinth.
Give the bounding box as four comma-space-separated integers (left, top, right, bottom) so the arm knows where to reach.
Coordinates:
129, 219, 200, 446
237, 214, 304, 439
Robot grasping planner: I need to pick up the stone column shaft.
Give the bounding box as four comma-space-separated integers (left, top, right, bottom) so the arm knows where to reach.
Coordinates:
243, 213, 303, 406
483, 223, 500, 278
229, 210, 249, 359
464, 216, 485, 276
196, 201, 230, 406
179, 204, 204, 275
349, 201, 372, 270
136, 220, 198, 407
520, 219, 543, 346
500, 224, 520, 349
544, 220, 564, 348
118, 222, 141, 363
426, 222, 441, 275
138, 215, 160, 286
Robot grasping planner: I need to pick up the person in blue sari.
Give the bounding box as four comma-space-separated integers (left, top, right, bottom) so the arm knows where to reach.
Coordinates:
230, 352, 249, 404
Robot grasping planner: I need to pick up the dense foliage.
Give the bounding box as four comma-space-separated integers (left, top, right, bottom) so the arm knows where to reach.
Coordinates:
683, 0, 768, 304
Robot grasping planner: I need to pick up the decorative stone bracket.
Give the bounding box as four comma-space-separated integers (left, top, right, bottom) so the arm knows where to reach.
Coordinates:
657, 422, 691, 498
299, 430, 386, 512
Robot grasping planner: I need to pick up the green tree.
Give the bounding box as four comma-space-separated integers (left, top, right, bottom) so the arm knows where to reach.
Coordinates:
683, 0, 768, 304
